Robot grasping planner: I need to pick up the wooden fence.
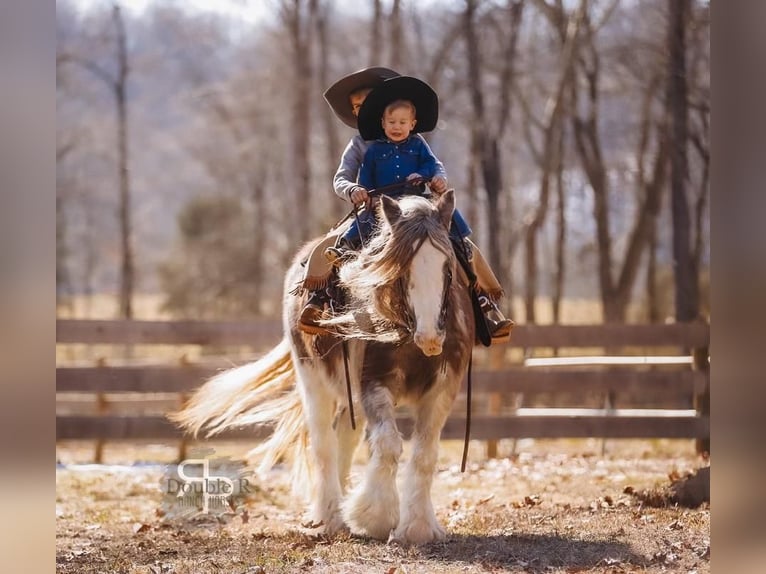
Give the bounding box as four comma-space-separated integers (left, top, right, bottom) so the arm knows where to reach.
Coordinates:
56, 319, 710, 460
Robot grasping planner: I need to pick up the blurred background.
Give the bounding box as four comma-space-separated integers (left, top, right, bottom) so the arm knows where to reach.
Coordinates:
55, 0, 709, 325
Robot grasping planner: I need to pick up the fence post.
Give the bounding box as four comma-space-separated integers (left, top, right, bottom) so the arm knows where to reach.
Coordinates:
693, 343, 710, 454
485, 346, 504, 459
94, 356, 108, 463
177, 354, 191, 462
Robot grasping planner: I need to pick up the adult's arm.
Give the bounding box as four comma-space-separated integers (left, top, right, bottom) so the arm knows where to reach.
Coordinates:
333, 135, 367, 202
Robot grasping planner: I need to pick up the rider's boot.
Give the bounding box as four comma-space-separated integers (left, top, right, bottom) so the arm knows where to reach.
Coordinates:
462, 238, 514, 343
298, 286, 334, 335
324, 236, 357, 265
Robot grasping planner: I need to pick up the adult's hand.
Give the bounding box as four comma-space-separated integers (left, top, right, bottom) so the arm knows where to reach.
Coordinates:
349, 186, 369, 206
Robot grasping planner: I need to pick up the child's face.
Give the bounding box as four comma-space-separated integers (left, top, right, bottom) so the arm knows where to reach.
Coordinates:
382, 107, 417, 143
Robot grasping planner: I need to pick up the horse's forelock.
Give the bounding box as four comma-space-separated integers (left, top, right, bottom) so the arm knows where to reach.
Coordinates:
331, 196, 456, 341
344, 197, 453, 291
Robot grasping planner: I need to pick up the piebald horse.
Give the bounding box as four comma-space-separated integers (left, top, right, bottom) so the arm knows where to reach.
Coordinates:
172, 190, 474, 544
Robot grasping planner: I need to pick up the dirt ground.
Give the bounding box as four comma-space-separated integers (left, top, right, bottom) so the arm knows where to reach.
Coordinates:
56, 439, 709, 574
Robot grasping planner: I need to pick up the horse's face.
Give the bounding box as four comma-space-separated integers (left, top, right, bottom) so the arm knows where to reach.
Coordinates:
379, 191, 456, 357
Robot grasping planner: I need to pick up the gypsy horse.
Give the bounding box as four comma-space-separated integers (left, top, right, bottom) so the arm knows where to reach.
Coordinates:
171, 190, 475, 544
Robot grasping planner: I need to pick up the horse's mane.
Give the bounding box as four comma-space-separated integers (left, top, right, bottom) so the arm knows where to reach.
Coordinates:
324, 194, 456, 342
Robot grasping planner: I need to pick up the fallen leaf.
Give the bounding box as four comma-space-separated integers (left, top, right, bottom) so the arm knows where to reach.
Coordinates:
524, 495, 541, 506
667, 519, 683, 530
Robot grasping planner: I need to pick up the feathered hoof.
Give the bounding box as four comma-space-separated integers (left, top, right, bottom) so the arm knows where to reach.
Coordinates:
302, 510, 348, 537
342, 484, 400, 541
390, 515, 447, 545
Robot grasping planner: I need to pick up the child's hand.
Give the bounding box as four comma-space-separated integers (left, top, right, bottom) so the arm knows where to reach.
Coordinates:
430, 176, 448, 194
349, 186, 369, 205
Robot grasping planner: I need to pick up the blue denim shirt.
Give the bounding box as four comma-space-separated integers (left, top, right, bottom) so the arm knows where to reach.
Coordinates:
358, 136, 438, 191
333, 134, 447, 201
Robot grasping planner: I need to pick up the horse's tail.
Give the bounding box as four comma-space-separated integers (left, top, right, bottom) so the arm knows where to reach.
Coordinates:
169, 336, 307, 475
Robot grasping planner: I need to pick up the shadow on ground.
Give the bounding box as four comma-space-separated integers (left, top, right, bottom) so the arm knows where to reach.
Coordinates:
421, 533, 645, 572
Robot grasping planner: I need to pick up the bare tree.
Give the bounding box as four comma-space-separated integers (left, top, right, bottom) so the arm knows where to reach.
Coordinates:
57, 3, 135, 319
370, 0, 383, 66
463, 0, 525, 302
390, 0, 406, 70
535, 0, 667, 322
281, 0, 315, 243
551, 132, 567, 323
667, 0, 698, 322
314, 0, 344, 220
518, 2, 582, 323
687, 0, 710, 308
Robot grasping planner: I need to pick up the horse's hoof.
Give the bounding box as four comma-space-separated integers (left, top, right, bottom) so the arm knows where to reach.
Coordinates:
302, 512, 348, 537
342, 486, 400, 541
390, 517, 447, 545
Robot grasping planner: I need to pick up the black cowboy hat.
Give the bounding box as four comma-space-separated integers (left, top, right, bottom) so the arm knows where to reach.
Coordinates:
357, 76, 439, 141
323, 67, 400, 129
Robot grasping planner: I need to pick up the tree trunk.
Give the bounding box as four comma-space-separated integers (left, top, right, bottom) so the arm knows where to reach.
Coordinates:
370, 0, 383, 66
552, 143, 566, 324
251, 179, 266, 315
690, 109, 709, 288
286, 0, 313, 243
315, 1, 343, 219
524, 163, 550, 324
667, 0, 699, 322
646, 219, 660, 323
114, 5, 134, 319
390, 0, 405, 70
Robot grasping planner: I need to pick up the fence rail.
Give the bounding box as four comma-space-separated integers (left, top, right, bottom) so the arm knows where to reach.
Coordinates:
56, 365, 707, 396
56, 319, 710, 457
56, 319, 708, 347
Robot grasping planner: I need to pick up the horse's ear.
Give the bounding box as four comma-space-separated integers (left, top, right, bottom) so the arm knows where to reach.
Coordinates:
379, 195, 402, 228
436, 189, 456, 229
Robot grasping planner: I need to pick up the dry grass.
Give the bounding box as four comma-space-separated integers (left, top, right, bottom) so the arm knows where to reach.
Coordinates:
56, 440, 709, 573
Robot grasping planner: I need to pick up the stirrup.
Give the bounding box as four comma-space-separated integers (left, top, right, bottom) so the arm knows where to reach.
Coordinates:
324, 237, 356, 265
324, 245, 348, 264
478, 294, 514, 342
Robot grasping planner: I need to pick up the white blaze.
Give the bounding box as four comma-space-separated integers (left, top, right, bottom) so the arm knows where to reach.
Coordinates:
409, 240, 448, 356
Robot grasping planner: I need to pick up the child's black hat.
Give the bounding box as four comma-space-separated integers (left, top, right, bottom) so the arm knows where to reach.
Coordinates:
357, 76, 439, 141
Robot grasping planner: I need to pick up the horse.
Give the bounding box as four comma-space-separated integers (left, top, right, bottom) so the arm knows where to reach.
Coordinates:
170, 190, 475, 544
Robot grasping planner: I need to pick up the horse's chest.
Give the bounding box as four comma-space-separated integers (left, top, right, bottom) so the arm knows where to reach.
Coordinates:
362, 343, 453, 400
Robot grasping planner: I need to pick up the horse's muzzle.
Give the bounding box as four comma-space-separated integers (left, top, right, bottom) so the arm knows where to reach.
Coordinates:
414, 332, 445, 356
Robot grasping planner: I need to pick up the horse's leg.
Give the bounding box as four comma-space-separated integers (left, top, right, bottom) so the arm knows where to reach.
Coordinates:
342, 383, 402, 540
335, 405, 364, 493
334, 340, 365, 493
392, 381, 456, 544
295, 363, 346, 535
